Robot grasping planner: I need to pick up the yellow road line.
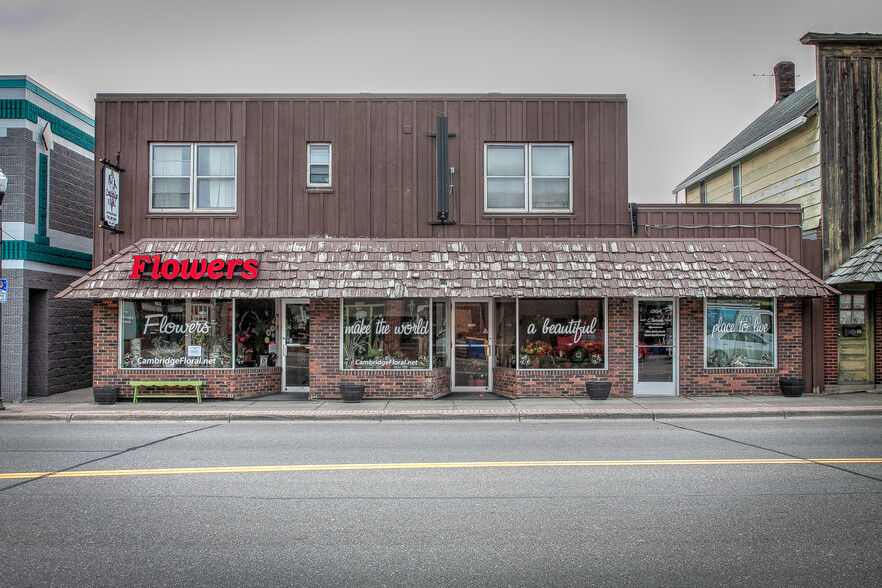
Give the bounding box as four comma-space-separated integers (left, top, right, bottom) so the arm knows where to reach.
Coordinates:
1, 458, 880, 480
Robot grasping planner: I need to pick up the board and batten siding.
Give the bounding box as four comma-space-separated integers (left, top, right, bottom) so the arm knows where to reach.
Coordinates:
93, 94, 629, 265
813, 42, 882, 276
685, 116, 821, 233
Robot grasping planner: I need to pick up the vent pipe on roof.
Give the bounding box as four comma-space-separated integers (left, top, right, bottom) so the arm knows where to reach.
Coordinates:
428, 115, 457, 226
774, 61, 796, 103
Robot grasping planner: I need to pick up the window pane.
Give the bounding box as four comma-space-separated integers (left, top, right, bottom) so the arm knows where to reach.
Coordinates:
235, 299, 278, 367
342, 299, 430, 370
487, 178, 526, 209
495, 300, 517, 368
839, 295, 853, 309
433, 300, 448, 368
531, 146, 569, 176
122, 300, 232, 368
518, 299, 605, 369
487, 146, 525, 176
532, 178, 571, 209
853, 295, 866, 309
310, 165, 330, 184
706, 298, 774, 368
197, 145, 235, 176
152, 146, 191, 176
197, 178, 235, 209
308, 145, 330, 164
152, 178, 190, 209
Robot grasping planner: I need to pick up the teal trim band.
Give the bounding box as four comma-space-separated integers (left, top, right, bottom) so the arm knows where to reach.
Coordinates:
0, 99, 95, 152
1, 241, 92, 270
0, 79, 94, 126
38, 153, 49, 240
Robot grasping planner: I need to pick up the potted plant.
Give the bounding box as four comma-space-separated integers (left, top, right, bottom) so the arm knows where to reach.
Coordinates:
339, 383, 366, 403
585, 381, 611, 400
779, 377, 805, 397
93, 386, 119, 405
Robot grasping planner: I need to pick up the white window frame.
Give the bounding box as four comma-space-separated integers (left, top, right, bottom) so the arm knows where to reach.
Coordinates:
149, 143, 237, 213
704, 297, 777, 369
484, 143, 573, 213
307, 143, 332, 188
732, 163, 742, 204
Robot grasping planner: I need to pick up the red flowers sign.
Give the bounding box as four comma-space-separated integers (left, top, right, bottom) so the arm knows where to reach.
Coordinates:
129, 255, 259, 280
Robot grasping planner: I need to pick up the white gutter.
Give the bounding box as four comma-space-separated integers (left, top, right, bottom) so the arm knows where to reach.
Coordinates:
672, 115, 810, 194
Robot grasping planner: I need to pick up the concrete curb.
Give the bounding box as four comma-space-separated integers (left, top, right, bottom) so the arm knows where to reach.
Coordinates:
2, 405, 881, 422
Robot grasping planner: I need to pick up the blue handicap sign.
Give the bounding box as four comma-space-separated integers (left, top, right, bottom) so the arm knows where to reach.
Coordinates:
0, 279, 6, 303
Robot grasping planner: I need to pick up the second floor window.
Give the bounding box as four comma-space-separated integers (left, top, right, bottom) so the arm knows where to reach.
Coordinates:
485, 144, 572, 213
150, 144, 236, 212
732, 163, 742, 204
307, 143, 332, 187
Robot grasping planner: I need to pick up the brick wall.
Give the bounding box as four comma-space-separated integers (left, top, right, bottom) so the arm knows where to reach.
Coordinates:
308, 298, 441, 399
48, 143, 94, 239
93, 300, 280, 399
678, 297, 802, 395
91, 296, 809, 400
0, 128, 38, 225
873, 283, 882, 386
493, 298, 634, 398
823, 296, 839, 384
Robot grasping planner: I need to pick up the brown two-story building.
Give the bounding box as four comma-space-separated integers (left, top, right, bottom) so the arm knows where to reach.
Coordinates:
59, 93, 834, 399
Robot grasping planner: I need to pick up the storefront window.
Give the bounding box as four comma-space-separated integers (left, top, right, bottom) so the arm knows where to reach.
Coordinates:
121, 300, 232, 368
706, 298, 775, 368
496, 300, 517, 368
432, 300, 448, 367
518, 299, 605, 369
235, 299, 278, 367
342, 298, 431, 369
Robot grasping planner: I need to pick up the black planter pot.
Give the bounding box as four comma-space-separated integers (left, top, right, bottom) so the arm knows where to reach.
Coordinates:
93, 386, 119, 405
586, 381, 611, 400
339, 384, 366, 403
779, 378, 806, 397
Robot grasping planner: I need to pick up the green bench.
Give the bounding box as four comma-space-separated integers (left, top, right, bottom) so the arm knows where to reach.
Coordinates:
131, 381, 204, 403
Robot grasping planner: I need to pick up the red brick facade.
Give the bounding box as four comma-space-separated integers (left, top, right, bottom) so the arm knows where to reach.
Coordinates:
823, 296, 839, 385
93, 296, 805, 400
93, 300, 281, 399
492, 298, 634, 398
677, 297, 802, 396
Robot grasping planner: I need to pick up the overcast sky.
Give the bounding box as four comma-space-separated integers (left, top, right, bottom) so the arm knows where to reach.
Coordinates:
3, 0, 879, 202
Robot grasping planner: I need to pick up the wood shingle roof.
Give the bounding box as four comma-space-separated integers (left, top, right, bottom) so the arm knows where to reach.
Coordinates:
58, 238, 835, 300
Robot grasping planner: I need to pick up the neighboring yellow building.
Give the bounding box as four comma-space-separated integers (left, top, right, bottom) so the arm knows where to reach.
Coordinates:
676, 34, 882, 392
675, 63, 821, 235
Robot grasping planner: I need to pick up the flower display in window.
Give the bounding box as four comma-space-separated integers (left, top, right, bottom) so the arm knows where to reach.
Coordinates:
520, 340, 552, 356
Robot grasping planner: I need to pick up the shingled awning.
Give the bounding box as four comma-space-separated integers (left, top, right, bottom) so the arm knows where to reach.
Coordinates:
827, 232, 882, 285
57, 238, 836, 300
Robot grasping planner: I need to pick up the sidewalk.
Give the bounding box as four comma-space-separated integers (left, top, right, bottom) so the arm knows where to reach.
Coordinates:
1, 388, 881, 422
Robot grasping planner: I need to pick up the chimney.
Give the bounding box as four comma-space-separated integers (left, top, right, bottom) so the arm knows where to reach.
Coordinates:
774, 61, 795, 102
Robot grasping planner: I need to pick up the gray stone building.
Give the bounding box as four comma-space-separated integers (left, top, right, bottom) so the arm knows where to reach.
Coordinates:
0, 76, 94, 402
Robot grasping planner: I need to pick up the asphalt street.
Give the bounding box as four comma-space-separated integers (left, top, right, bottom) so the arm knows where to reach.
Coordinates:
0, 418, 879, 587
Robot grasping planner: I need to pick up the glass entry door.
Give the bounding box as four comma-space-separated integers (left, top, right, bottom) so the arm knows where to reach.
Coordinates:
283, 301, 310, 394
634, 299, 677, 396
451, 300, 492, 391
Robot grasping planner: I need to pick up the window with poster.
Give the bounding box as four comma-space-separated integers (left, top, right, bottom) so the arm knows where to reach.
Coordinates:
121, 300, 232, 368
234, 299, 278, 367
342, 299, 431, 369
517, 299, 605, 369
706, 298, 775, 368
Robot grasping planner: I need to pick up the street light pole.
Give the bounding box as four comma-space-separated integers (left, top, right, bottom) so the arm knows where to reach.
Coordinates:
0, 167, 7, 410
